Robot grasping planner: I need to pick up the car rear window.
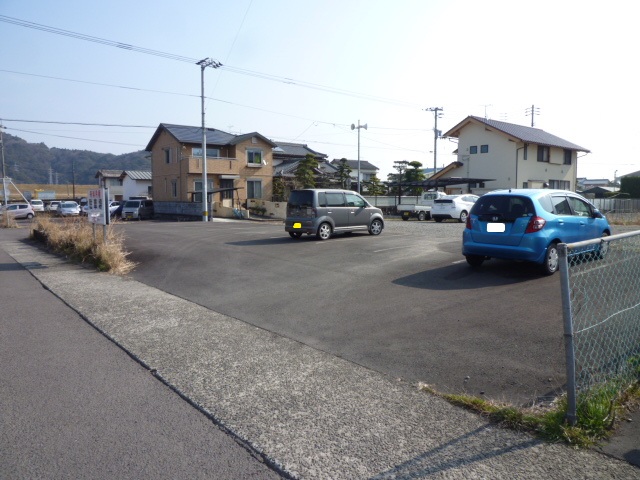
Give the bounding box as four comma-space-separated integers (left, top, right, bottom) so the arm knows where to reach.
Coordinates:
472, 195, 535, 219
287, 190, 314, 208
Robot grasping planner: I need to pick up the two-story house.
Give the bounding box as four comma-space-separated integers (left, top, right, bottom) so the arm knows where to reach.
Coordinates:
329, 159, 380, 187
145, 123, 277, 218
438, 116, 589, 194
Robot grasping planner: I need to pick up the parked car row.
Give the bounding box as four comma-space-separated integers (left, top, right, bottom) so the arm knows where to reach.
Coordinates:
284, 188, 612, 276
1, 199, 154, 221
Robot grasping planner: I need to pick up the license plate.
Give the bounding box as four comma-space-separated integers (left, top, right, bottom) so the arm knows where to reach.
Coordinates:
293, 222, 302, 229
487, 223, 505, 232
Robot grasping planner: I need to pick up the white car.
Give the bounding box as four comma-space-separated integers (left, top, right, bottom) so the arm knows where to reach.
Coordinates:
431, 194, 479, 223
45, 201, 61, 212
30, 199, 45, 212
57, 201, 81, 217
0, 203, 35, 219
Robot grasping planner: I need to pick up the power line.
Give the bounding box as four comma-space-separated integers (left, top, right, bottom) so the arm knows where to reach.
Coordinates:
6, 127, 145, 148
0, 14, 423, 108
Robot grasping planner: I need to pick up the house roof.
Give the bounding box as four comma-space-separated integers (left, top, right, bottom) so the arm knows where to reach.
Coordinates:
274, 159, 336, 177
330, 159, 379, 171
95, 169, 124, 179
443, 116, 590, 152
145, 123, 277, 151
273, 142, 328, 159
121, 170, 152, 181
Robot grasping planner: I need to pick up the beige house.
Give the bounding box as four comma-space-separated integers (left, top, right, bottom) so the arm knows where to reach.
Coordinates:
145, 124, 277, 218
438, 116, 589, 194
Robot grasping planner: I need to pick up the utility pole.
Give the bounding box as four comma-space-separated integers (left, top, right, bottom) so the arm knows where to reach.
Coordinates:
425, 107, 443, 182
350, 120, 367, 193
196, 57, 222, 222
525, 105, 540, 127
1, 123, 9, 227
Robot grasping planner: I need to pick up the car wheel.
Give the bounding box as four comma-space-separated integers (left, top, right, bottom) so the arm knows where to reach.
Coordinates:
401, 215, 409, 221
595, 232, 610, 259
369, 219, 383, 236
316, 222, 332, 241
418, 212, 426, 221
541, 242, 559, 275
434, 217, 443, 223
27, 213, 34, 219
466, 255, 484, 267
289, 232, 302, 239
459, 211, 468, 223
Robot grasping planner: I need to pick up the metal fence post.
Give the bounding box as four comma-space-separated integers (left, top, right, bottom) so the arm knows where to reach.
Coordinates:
558, 243, 577, 425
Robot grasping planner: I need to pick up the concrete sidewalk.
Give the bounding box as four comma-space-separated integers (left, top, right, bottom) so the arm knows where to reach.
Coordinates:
2, 232, 639, 479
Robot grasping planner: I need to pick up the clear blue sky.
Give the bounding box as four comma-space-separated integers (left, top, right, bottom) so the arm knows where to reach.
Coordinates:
1, 0, 637, 181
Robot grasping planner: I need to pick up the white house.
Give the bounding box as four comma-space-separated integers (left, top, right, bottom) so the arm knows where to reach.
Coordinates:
120, 170, 152, 200
437, 116, 589, 194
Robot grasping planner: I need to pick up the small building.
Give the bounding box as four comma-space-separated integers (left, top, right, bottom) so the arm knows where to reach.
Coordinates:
120, 170, 152, 200
145, 123, 277, 218
95, 170, 124, 200
440, 116, 589, 194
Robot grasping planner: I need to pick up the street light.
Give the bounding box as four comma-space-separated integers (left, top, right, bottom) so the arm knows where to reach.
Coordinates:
351, 120, 367, 193
196, 57, 222, 222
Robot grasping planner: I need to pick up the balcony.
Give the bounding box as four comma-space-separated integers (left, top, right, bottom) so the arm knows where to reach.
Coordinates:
183, 155, 238, 175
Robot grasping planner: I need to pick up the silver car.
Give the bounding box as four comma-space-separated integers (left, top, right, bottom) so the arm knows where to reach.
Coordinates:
284, 189, 384, 240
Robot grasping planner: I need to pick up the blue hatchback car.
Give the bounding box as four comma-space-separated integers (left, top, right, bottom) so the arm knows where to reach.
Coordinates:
462, 189, 611, 275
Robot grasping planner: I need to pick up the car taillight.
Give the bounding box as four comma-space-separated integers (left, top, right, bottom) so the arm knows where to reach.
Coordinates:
525, 216, 546, 233
465, 215, 472, 229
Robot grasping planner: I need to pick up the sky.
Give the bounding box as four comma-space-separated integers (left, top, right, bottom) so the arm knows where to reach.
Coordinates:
1, 0, 638, 182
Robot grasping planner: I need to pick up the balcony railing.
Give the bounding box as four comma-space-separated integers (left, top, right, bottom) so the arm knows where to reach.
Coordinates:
183, 155, 238, 175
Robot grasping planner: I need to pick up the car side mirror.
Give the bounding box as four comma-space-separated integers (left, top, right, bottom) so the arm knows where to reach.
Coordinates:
593, 209, 603, 219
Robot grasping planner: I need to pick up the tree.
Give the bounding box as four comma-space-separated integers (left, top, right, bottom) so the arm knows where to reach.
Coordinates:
295, 154, 318, 188
620, 176, 640, 198
272, 176, 286, 201
405, 161, 425, 196
389, 160, 410, 198
334, 158, 352, 189
365, 174, 386, 197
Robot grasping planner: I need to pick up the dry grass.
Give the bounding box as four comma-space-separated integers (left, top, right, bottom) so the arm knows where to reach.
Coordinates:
606, 212, 640, 226
31, 216, 136, 275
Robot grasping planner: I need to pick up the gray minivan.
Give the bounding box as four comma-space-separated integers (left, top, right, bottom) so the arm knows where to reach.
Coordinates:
285, 189, 384, 240
121, 199, 154, 220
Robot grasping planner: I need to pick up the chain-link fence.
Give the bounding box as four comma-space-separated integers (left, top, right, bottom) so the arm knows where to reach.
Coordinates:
558, 230, 640, 424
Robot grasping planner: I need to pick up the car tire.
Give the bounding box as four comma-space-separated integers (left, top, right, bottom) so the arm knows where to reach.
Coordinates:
466, 255, 484, 267
434, 217, 443, 223
401, 216, 409, 221
369, 219, 383, 236
316, 222, 332, 241
541, 242, 559, 275
289, 232, 302, 239
459, 211, 468, 223
27, 213, 34, 219
418, 212, 426, 221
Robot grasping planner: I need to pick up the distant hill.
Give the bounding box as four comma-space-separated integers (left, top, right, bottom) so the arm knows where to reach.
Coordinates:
1, 133, 150, 185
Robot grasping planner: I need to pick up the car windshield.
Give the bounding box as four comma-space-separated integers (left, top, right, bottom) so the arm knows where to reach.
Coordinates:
472, 195, 535, 218
61, 202, 77, 208
124, 201, 141, 208
287, 191, 313, 208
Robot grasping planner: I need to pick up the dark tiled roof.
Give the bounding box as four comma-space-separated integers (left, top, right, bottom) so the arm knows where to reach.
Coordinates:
330, 159, 379, 171
273, 142, 328, 159
444, 116, 590, 152
145, 123, 276, 151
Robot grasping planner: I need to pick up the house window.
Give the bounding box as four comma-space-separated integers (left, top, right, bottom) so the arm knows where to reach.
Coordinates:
192, 147, 220, 158
537, 146, 550, 162
220, 179, 234, 200
247, 149, 263, 166
164, 148, 171, 164
524, 144, 528, 160
193, 180, 214, 202
564, 149, 572, 165
480, 144, 489, 153
549, 179, 570, 190
247, 180, 262, 199
171, 179, 177, 198
469, 146, 478, 154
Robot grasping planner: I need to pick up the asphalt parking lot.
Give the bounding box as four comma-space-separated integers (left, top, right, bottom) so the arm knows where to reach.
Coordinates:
116, 218, 572, 407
